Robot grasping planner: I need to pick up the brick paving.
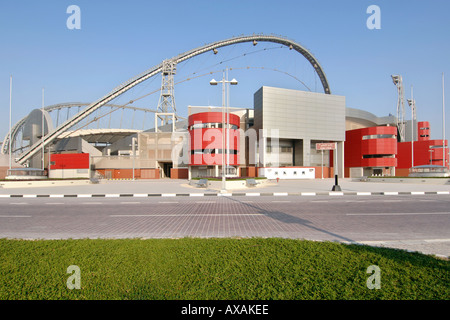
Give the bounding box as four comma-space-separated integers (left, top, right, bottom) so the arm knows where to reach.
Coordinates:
1, 195, 449, 258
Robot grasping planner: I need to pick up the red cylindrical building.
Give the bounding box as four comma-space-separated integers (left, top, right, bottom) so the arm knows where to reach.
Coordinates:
188, 112, 240, 166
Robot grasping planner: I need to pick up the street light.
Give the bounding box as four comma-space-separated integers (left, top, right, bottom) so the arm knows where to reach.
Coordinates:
210, 68, 238, 192
407, 86, 416, 169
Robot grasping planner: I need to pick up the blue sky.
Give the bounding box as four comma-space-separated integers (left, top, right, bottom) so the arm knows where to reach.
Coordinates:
1, 0, 449, 141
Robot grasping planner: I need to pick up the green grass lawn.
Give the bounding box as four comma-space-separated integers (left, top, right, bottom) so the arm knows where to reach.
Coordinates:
0, 238, 448, 300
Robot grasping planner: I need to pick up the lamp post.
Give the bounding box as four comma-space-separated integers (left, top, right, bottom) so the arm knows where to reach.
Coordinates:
210, 68, 238, 192
407, 86, 416, 169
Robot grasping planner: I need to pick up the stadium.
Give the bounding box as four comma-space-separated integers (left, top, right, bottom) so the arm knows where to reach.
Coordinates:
1, 34, 448, 181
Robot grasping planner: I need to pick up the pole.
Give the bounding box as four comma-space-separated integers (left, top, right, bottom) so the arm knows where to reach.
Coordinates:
9, 75, 12, 171
332, 143, 341, 191
42, 87, 45, 170
221, 70, 226, 192
411, 86, 414, 168
443, 73, 447, 168
132, 137, 136, 181
226, 68, 230, 179
321, 150, 324, 179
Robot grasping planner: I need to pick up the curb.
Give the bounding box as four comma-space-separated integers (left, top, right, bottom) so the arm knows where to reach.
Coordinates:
0, 191, 449, 198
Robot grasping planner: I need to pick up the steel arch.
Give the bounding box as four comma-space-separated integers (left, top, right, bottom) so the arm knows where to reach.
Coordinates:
16, 34, 331, 165
2, 103, 157, 155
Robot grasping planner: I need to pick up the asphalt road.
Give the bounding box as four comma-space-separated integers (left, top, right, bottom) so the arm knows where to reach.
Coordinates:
0, 194, 449, 257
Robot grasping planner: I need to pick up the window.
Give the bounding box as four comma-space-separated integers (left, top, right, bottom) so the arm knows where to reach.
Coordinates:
362, 134, 396, 140
280, 146, 292, 153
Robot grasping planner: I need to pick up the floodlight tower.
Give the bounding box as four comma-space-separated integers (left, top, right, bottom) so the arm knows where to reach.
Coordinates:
156, 58, 177, 128
392, 75, 406, 142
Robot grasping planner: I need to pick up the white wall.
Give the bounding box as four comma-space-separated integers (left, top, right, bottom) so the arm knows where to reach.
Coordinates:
259, 167, 315, 179
49, 169, 90, 179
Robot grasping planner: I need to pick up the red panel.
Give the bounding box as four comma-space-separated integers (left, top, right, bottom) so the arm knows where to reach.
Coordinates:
362, 139, 397, 155
50, 153, 89, 170
361, 158, 397, 167
397, 139, 449, 168
417, 121, 430, 141
188, 112, 240, 127
344, 126, 397, 168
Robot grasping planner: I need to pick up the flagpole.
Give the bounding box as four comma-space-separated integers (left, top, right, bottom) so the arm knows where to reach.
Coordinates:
42, 87, 45, 170
443, 73, 447, 168
9, 75, 12, 171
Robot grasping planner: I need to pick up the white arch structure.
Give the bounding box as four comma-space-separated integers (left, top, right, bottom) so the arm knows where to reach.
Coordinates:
15, 34, 331, 165
2, 103, 157, 155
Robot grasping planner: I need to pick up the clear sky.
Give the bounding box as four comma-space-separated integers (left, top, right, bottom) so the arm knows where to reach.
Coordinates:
1, 0, 449, 141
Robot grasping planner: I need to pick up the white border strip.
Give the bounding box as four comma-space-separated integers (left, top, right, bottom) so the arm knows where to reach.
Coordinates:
273, 192, 288, 196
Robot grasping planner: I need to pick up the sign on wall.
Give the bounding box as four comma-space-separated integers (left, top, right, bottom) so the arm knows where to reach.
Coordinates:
316, 142, 336, 151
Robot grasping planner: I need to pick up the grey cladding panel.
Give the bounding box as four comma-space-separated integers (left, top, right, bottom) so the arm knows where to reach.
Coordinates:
255, 87, 345, 141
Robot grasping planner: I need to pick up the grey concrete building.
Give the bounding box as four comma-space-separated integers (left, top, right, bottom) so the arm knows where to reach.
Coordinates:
253, 86, 346, 177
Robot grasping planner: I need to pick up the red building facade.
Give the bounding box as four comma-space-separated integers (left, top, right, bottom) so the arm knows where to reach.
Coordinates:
50, 153, 90, 170
344, 126, 397, 175
345, 122, 448, 177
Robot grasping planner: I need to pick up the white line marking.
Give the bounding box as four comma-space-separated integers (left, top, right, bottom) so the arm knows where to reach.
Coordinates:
23, 194, 37, 198
9, 202, 28, 205
411, 191, 425, 195
45, 202, 65, 205
105, 194, 120, 198
110, 213, 263, 217
357, 192, 372, 196
81, 202, 103, 205
245, 193, 260, 196
347, 212, 450, 216
383, 192, 398, 195
273, 192, 288, 196
0, 215, 31, 218
424, 239, 450, 243
77, 194, 92, 198
301, 192, 316, 196
190, 193, 205, 197
329, 192, 344, 196
437, 191, 450, 195
158, 201, 179, 204
161, 193, 176, 197
49, 194, 64, 198
0, 195, 11, 198
120, 201, 141, 204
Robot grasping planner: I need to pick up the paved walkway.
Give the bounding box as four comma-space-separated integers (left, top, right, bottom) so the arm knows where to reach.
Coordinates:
1, 178, 449, 259
1, 178, 450, 196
